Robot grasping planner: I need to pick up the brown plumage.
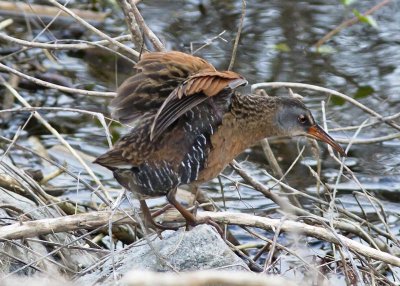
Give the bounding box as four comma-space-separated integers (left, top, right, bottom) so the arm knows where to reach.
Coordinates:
111, 51, 246, 139
95, 51, 345, 231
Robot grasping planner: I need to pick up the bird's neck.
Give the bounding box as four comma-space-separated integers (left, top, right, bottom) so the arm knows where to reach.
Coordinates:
202, 93, 284, 180
229, 93, 282, 144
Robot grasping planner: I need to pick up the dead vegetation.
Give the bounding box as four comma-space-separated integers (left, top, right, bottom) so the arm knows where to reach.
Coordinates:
0, 1, 399, 285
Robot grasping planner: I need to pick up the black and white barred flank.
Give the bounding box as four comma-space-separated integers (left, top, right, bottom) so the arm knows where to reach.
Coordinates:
123, 101, 221, 197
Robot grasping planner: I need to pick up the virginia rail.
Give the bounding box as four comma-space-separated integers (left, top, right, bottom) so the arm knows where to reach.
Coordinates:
94, 51, 346, 231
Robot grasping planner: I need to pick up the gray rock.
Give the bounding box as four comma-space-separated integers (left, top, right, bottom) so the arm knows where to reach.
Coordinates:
77, 225, 249, 285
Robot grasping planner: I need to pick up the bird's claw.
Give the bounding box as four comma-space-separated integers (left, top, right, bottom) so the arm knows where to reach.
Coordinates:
187, 216, 224, 237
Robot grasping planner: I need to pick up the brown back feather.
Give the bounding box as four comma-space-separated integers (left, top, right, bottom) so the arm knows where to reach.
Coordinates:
149, 69, 247, 140
111, 51, 216, 123
111, 51, 247, 140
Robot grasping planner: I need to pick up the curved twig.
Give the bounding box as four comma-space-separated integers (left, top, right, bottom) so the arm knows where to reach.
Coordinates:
47, 0, 139, 58
0, 62, 116, 97
1, 211, 400, 267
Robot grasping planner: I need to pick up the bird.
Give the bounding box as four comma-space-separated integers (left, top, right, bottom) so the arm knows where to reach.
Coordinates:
94, 51, 346, 232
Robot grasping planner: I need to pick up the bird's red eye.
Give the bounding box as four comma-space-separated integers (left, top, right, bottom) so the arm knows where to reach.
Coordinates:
298, 115, 307, 124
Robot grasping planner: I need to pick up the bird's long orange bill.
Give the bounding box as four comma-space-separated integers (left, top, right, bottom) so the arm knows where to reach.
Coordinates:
307, 125, 347, 156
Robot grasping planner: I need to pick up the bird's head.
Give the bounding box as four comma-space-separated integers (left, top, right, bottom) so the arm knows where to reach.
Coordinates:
275, 97, 346, 156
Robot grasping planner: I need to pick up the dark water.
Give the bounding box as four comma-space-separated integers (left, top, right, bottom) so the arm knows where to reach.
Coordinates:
135, 0, 400, 206
1, 0, 400, 280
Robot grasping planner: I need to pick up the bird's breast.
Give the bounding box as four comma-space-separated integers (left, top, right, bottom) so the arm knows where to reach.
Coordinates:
195, 113, 249, 183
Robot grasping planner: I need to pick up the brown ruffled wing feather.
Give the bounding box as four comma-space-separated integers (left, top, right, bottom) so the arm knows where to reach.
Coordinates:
110, 50, 247, 140
181, 70, 245, 97
111, 51, 216, 124
96, 51, 247, 169
150, 70, 247, 140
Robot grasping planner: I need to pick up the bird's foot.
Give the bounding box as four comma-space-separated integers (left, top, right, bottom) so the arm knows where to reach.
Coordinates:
186, 215, 224, 237
140, 200, 179, 237
166, 190, 223, 236
146, 220, 179, 232
143, 219, 181, 239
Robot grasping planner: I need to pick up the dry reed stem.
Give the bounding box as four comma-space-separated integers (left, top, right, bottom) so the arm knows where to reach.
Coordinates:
0, 136, 111, 207
0, 33, 136, 64
128, 1, 165, 52
1, 1, 398, 283
228, 0, 246, 71
0, 63, 116, 97
0, 18, 13, 30
47, 0, 139, 58
0, 78, 112, 201
118, 0, 145, 50
260, 141, 303, 208
0, 33, 132, 51
0, 1, 108, 22
0, 106, 113, 148
1, 211, 400, 267
232, 161, 396, 253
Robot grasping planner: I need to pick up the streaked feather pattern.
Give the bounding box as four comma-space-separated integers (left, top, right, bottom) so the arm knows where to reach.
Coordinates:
95, 51, 247, 196
111, 51, 247, 140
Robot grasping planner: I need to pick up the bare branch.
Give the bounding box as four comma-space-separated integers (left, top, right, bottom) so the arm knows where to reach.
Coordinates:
118, 0, 145, 49
129, 1, 165, 51
0, 1, 108, 23
228, 0, 246, 70
0, 62, 116, 97
2, 211, 400, 267
1, 78, 112, 201
47, 0, 139, 58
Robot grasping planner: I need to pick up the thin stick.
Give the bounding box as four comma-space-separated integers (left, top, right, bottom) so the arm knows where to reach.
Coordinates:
0, 1, 108, 22
0, 18, 13, 30
259, 140, 302, 207
128, 1, 165, 51
0, 62, 115, 97
0, 33, 136, 64
118, 0, 144, 49
47, 0, 139, 58
191, 30, 227, 55
329, 112, 400, 132
0, 78, 112, 201
2, 211, 400, 267
0, 33, 132, 50
0, 136, 111, 206
0, 106, 113, 148
228, 0, 246, 71
315, 0, 391, 48
231, 160, 300, 216
334, 133, 400, 144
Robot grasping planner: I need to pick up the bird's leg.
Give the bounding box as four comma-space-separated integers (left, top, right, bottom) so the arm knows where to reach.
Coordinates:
167, 188, 223, 235
190, 185, 200, 218
139, 199, 178, 231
